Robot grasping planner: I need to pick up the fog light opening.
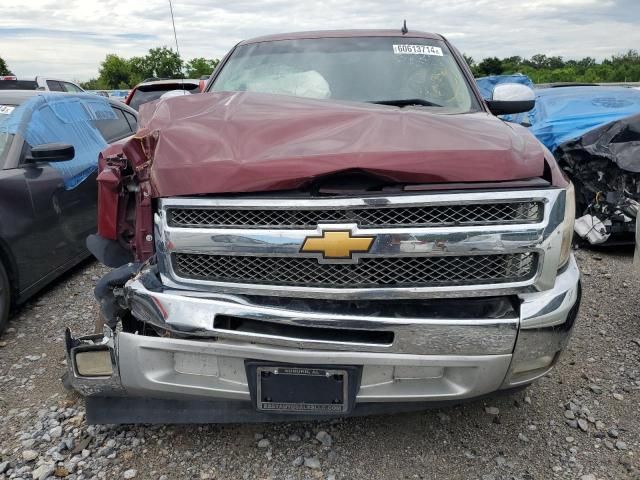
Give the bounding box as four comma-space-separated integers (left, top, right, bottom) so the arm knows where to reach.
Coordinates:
511, 354, 555, 375
74, 349, 113, 377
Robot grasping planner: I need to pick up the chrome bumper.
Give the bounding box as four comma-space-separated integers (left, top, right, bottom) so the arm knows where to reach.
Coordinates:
66, 256, 580, 405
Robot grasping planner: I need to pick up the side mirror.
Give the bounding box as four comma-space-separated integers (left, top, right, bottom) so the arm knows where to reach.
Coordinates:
487, 83, 535, 116
27, 143, 75, 163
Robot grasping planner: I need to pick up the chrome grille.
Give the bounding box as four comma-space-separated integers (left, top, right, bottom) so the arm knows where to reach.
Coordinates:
168, 201, 543, 229
172, 252, 538, 288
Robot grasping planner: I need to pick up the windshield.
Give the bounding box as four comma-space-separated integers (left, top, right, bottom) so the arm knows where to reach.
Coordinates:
211, 36, 478, 113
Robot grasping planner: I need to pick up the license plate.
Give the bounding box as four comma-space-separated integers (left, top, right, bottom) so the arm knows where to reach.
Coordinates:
255, 366, 349, 414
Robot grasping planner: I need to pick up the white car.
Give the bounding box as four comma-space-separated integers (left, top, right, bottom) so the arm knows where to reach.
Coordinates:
0, 75, 84, 92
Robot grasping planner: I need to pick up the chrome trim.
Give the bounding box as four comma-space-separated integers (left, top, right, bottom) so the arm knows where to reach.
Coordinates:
155, 189, 565, 300
124, 277, 518, 355
65, 327, 124, 397
159, 191, 554, 209
164, 223, 546, 262
502, 255, 581, 387
166, 200, 544, 229
519, 255, 580, 329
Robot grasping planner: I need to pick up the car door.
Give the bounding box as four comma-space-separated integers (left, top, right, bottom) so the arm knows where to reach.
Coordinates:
0, 96, 85, 292
7, 101, 136, 291
0, 134, 87, 296
61, 105, 136, 256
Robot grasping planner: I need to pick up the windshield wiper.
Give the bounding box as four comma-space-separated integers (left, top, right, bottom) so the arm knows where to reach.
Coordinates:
368, 98, 442, 108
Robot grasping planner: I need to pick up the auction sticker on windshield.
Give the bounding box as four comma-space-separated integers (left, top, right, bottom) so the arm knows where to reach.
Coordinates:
393, 45, 443, 56
0, 105, 15, 115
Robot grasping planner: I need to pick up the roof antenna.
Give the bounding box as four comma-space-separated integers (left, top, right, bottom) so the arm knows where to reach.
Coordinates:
168, 0, 185, 91
401, 20, 408, 35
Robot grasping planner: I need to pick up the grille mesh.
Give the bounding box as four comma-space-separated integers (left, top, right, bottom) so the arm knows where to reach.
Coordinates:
168, 202, 543, 229
172, 253, 538, 288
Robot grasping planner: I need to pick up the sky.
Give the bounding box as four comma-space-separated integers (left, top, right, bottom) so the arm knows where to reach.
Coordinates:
1, 0, 639, 81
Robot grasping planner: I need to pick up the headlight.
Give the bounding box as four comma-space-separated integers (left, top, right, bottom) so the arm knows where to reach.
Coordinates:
559, 182, 576, 268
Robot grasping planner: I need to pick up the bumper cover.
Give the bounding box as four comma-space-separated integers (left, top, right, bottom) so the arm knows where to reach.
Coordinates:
65, 256, 580, 422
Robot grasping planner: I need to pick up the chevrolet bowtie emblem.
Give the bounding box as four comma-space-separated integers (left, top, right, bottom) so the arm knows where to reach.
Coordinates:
301, 230, 374, 259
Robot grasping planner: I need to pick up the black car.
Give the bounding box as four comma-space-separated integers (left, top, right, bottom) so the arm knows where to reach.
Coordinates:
0, 91, 138, 332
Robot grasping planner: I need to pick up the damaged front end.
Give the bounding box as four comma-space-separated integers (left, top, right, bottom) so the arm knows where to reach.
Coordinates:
64, 262, 146, 398
66, 90, 582, 424
64, 327, 123, 397
90, 130, 159, 268
65, 186, 581, 424
64, 262, 166, 400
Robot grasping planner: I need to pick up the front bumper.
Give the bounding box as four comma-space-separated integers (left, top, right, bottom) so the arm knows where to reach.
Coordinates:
65, 256, 580, 420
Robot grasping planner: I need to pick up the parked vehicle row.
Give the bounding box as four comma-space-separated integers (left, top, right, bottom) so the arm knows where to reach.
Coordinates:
87, 90, 130, 102
0, 76, 84, 92
2, 76, 206, 111
124, 78, 201, 110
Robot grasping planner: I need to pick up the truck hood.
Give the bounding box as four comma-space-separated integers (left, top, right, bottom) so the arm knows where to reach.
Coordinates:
129, 91, 546, 197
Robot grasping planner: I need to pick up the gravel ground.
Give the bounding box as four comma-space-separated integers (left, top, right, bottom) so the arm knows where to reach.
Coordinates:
0, 248, 638, 480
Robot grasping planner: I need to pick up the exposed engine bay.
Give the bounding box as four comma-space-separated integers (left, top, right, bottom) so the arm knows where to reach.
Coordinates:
556, 112, 640, 244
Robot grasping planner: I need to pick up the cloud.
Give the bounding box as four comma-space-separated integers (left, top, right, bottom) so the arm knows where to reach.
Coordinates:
0, 27, 155, 41
0, 0, 637, 81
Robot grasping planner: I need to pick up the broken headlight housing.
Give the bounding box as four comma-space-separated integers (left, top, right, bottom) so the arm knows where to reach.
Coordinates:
559, 182, 576, 269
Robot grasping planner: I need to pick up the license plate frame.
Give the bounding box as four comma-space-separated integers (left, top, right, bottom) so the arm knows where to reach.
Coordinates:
246, 362, 361, 415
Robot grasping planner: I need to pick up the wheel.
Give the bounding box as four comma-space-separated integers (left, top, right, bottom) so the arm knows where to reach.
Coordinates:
0, 261, 10, 335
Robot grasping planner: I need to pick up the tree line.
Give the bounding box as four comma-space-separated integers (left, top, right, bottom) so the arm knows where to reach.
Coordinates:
80, 47, 220, 90
1, 46, 219, 89
0, 56, 10, 76
464, 49, 640, 83
2, 48, 640, 89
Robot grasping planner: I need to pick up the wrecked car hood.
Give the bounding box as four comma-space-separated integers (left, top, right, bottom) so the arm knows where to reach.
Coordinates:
557, 112, 640, 173
130, 92, 546, 197
557, 112, 640, 244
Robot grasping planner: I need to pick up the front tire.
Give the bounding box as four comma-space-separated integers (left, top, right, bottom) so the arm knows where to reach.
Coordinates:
0, 261, 10, 335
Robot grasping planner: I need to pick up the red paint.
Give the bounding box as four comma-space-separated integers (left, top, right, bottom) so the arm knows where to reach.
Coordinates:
236, 29, 443, 45
117, 134, 157, 261
124, 87, 136, 106
128, 91, 552, 198
96, 163, 121, 240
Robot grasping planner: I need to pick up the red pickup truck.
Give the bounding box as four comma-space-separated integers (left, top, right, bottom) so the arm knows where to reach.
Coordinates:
66, 29, 580, 424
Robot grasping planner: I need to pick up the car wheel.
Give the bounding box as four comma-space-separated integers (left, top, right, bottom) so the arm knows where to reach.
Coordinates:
0, 261, 10, 335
